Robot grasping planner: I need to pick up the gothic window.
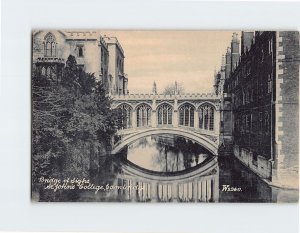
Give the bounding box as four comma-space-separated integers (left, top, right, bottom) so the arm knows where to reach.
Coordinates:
198, 104, 215, 131
41, 67, 46, 76
44, 33, 56, 57
268, 39, 273, 54
267, 74, 272, 94
46, 67, 51, 78
117, 104, 132, 129
78, 46, 83, 57
157, 104, 172, 125
136, 104, 151, 127
179, 103, 195, 127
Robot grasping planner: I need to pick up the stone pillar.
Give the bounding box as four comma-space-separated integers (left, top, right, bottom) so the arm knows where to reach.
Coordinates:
151, 181, 157, 202
207, 179, 212, 202
213, 176, 219, 202
173, 98, 179, 127
194, 110, 198, 129
214, 106, 221, 140
151, 111, 157, 127
151, 97, 157, 127
132, 110, 137, 128
172, 182, 178, 202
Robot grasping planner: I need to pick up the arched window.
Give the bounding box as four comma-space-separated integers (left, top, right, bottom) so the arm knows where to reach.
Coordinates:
199, 104, 215, 131
78, 47, 83, 57
41, 67, 46, 76
118, 104, 132, 129
44, 33, 56, 57
46, 67, 51, 78
179, 103, 195, 127
136, 104, 151, 127
265, 112, 270, 134
157, 104, 172, 125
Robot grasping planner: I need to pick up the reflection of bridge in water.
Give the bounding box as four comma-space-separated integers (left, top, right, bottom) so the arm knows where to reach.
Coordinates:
110, 156, 219, 203
111, 93, 222, 156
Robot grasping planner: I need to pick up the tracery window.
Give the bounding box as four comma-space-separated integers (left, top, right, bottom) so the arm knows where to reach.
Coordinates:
179, 103, 195, 127
136, 104, 151, 127
117, 104, 132, 129
198, 104, 215, 131
44, 33, 56, 57
157, 104, 172, 125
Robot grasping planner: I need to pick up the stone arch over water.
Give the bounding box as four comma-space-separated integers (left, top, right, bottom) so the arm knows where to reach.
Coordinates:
112, 127, 219, 156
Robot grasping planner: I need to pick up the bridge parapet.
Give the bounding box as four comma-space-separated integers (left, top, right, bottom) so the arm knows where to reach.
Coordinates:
112, 93, 219, 101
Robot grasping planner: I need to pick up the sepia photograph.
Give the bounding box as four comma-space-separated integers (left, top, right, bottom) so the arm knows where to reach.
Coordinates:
31, 30, 299, 203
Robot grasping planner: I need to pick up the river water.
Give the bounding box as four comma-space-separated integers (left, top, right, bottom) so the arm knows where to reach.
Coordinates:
86, 134, 297, 202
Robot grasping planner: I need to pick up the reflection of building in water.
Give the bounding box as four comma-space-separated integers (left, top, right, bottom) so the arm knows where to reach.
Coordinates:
125, 135, 210, 173
153, 135, 175, 147
109, 157, 219, 202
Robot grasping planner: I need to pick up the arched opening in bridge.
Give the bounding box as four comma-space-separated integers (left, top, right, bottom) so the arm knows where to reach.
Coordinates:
179, 103, 195, 127
116, 134, 214, 174
157, 103, 172, 126
198, 104, 215, 131
136, 104, 151, 127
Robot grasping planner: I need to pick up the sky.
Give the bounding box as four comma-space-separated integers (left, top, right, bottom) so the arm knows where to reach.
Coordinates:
102, 31, 239, 94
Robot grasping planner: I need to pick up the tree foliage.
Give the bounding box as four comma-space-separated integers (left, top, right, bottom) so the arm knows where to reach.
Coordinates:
32, 55, 119, 199
162, 82, 185, 95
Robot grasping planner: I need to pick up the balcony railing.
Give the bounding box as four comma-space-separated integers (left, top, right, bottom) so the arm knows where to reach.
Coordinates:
36, 57, 65, 64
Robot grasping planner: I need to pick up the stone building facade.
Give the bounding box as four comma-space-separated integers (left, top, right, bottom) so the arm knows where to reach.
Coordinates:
221, 31, 299, 189
104, 36, 128, 95
32, 30, 126, 95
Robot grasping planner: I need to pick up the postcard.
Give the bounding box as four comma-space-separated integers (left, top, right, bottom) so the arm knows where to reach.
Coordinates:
31, 30, 299, 202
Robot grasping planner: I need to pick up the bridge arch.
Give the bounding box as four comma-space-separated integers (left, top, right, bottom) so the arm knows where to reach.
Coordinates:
112, 127, 219, 156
